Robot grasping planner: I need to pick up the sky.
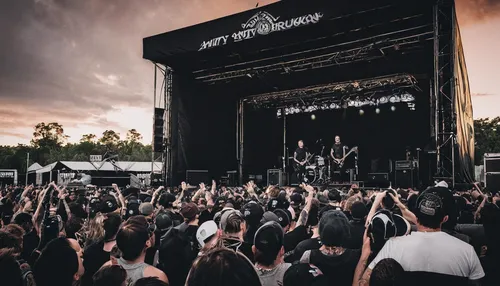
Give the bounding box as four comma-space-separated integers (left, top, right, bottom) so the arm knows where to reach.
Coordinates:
0, 0, 499, 146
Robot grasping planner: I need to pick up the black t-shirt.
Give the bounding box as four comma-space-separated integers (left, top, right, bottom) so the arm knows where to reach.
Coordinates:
284, 225, 310, 262
223, 237, 255, 263
293, 237, 322, 262
81, 240, 111, 286
295, 147, 307, 162
307, 248, 361, 286
331, 143, 344, 159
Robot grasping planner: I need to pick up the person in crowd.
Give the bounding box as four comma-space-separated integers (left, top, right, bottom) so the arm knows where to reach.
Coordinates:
346, 201, 368, 249
292, 198, 320, 260
186, 247, 262, 286
242, 200, 264, 243
108, 215, 168, 285
354, 188, 485, 286
81, 212, 122, 286
0, 249, 24, 286
369, 258, 405, 286
93, 264, 128, 286
13, 212, 39, 262
283, 263, 329, 286
366, 209, 410, 259
253, 221, 291, 286
33, 237, 85, 286
196, 220, 220, 256
300, 210, 360, 286
219, 209, 254, 261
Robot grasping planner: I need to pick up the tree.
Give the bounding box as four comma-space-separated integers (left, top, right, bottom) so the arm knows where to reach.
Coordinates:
126, 129, 143, 143
80, 134, 97, 143
474, 117, 500, 165
99, 130, 120, 146
31, 122, 68, 149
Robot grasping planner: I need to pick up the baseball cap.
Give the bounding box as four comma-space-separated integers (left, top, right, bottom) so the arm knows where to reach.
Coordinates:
155, 212, 173, 233
125, 198, 141, 219
283, 263, 329, 286
139, 203, 154, 216
219, 209, 244, 232
242, 201, 264, 224
260, 211, 280, 225
290, 192, 303, 207
180, 202, 199, 220
196, 220, 218, 247
273, 209, 291, 228
254, 221, 284, 255
317, 194, 329, 206
319, 210, 350, 247
368, 209, 410, 242
213, 207, 235, 225
89, 197, 102, 217
416, 192, 445, 220
100, 195, 118, 214
267, 197, 290, 211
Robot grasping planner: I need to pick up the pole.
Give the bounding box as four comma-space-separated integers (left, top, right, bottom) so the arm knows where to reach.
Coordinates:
152, 64, 157, 186
238, 100, 244, 186
25, 153, 29, 186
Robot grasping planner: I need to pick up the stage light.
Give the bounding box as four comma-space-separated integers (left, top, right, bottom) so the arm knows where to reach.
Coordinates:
321, 104, 329, 110
311, 114, 316, 120
277, 109, 282, 118
391, 105, 396, 112
378, 97, 388, 104
359, 109, 365, 115
375, 107, 381, 114
401, 92, 415, 102
407, 102, 416, 111
389, 95, 401, 103
348, 100, 356, 107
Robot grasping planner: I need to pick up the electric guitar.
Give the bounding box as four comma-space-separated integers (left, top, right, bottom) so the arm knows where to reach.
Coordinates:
332, 146, 358, 168
293, 153, 314, 172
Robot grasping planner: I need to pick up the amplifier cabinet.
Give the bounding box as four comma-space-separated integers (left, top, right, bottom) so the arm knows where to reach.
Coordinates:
395, 169, 417, 189
267, 169, 285, 186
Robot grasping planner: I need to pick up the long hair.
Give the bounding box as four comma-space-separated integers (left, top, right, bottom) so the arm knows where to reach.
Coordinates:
187, 247, 262, 286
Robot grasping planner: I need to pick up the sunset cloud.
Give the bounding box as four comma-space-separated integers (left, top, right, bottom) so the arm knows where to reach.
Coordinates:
0, 0, 498, 146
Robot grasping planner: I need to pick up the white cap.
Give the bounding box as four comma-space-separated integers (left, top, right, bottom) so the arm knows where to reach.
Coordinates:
435, 181, 448, 188
196, 221, 218, 247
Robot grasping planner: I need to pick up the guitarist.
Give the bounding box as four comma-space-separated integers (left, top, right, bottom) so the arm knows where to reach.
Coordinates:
330, 136, 347, 182
293, 140, 310, 182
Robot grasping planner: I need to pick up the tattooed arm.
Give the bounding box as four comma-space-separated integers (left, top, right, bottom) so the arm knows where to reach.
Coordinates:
353, 231, 373, 286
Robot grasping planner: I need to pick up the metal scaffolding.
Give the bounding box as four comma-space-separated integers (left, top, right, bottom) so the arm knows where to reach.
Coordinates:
433, 0, 457, 185
151, 64, 174, 187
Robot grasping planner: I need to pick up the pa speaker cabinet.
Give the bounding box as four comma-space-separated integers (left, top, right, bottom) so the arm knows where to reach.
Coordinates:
484, 153, 500, 173
186, 170, 209, 185
267, 169, 285, 186
395, 169, 416, 188
365, 173, 390, 188
485, 172, 500, 191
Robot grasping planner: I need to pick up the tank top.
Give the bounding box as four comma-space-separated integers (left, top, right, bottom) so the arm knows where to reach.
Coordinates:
117, 258, 148, 285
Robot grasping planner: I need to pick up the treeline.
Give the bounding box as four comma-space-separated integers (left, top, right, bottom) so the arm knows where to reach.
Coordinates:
0, 122, 152, 173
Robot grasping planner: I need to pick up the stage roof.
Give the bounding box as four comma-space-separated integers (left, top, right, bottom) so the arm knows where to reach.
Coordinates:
143, 0, 437, 74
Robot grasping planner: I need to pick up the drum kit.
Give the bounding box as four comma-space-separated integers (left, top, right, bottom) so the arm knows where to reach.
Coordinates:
304, 155, 331, 184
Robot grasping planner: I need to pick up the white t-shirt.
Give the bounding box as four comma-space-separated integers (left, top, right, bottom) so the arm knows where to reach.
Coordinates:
368, 231, 484, 280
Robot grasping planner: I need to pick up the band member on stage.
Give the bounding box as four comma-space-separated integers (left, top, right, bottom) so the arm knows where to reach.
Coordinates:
330, 136, 347, 182
294, 140, 309, 182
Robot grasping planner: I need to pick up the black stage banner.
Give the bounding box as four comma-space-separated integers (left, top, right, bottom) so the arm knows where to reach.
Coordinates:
143, 0, 434, 64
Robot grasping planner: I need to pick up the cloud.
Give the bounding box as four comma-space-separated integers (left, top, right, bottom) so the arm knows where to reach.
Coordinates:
456, 0, 500, 24
472, 92, 495, 97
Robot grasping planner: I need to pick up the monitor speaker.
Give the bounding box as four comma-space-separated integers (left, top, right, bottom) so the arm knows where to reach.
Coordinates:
267, 169, 284, 186
485, 172, 500, 191
365, 173, 390, 188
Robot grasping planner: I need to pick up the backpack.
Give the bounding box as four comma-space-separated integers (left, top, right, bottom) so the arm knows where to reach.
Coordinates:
158, 223, 196, 286
18, 259, 36, 286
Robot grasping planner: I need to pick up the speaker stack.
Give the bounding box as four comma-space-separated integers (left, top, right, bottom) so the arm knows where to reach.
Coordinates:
395, 160, 418, 188
484, 153, 500, 191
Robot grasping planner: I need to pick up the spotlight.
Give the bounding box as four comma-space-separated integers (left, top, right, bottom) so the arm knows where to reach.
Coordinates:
375, 107, 381, 114
378, 97, 389, 104
391, 105, 396, 112
401, 92, 415, 102
389, 95, 401, 103
277, 109, 282, 118
311, 114, 316, 120
359, 109, 365, 115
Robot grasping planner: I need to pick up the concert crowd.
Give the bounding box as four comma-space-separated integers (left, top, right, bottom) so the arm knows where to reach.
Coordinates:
0, 179, 499, 286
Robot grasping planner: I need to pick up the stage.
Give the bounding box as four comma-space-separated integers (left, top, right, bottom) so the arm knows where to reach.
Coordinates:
143, 0, 475, 188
